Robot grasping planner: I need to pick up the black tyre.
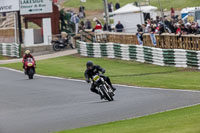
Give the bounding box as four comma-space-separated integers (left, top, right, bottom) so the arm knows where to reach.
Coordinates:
53, 43, 61, 51
100, 86, 113, 101
28, 69, 34, 79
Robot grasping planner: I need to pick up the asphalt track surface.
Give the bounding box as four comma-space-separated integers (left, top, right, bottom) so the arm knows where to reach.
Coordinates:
0, 68, 200, 133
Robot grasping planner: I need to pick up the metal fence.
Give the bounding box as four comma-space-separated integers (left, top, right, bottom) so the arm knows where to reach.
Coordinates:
82, 31, 200, 51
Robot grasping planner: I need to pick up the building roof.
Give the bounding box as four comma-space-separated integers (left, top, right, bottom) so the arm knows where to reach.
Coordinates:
113, 3, 158, 15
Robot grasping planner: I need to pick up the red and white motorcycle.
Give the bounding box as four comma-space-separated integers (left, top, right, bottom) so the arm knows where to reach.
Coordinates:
24, 58, 36, 79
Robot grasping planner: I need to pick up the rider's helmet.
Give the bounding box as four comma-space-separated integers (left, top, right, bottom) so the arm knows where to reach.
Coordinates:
86, 61, 94, 70
25, 50, 31, 56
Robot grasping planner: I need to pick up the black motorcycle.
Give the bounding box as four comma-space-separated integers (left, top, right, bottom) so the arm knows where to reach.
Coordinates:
52, 36, 74, 51
92, 74, 115, 101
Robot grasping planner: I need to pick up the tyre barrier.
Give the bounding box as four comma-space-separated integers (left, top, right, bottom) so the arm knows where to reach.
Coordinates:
76, 41, 200, 70
0, 43, 19, 58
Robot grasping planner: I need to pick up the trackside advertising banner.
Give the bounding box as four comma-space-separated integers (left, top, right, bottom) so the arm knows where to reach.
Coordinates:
20, 0, 53, 15
0, 0, 20, 12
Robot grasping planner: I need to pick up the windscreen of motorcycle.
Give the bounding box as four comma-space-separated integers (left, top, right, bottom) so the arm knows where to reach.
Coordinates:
27, 58, 33, 66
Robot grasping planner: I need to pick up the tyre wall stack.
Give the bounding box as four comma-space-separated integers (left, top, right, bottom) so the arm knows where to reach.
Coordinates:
77, 41, 200, 69
0, 43, 19, 57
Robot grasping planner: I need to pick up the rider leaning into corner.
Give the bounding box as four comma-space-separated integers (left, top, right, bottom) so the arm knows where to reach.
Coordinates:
84, 61, 116, 99
22, 50, 36, 74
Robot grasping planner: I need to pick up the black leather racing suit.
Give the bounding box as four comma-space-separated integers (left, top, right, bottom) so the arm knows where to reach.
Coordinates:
84, 65, 113, 95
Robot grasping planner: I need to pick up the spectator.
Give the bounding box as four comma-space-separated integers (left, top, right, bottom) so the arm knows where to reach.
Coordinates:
185, 23, 192, 34
142, 24, 148, 33
181, 24, 187, 35
115, 21, 124, 32
164, 17, 170, 28
158, 23, 165, 34
79, 11, 85, 19
79, 6, 85, 19
69, 10, 74, 16
175, 24, 181, 34
115, 2, 120, 10
79, 21, 85, 31
150, 24, 157, 33
137, 24, 143, 33
171, 8, 175, 18
191, 24, 197, 34
85, 19, 92, 29
60, 9, 67, 30
103, 22, 112, 32
156, 16, 160, 23
79, 6, 85, 12
136, 24, 144, 43
168, 19, 176, 33
70, 13, 80, 34
93, 18, 103, 33
65, 10, 72, 24
136, 13, 200, 36
108, 2, 113, 12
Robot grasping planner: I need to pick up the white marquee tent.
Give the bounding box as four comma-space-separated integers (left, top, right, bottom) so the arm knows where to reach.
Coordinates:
112, 3, 158, 33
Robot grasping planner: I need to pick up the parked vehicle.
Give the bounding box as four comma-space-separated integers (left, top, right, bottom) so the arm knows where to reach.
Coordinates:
187, 10, 200, 24
52, 35, 74, 51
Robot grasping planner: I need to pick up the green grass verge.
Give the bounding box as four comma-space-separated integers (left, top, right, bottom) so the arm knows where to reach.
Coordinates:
63, 0, 200, 11
0, 55, 200, 90
0, 56, 4, 60
55, 104, 200, 133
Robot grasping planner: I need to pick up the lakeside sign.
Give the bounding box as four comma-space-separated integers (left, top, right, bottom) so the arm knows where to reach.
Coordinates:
0, 0, 20, 13
20, 0, 53, 15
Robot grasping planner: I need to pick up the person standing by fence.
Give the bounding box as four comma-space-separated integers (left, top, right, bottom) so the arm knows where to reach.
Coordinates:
115, 21, 124, 32
79, 6, 85, 19
171, 8, 175, 18
70, 13, 80, 34
93, 18, 103, 33
85, 19, 92, 29
108, 2, 113, 12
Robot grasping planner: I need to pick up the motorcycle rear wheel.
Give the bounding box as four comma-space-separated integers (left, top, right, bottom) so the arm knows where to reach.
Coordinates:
53, 43, 61, 51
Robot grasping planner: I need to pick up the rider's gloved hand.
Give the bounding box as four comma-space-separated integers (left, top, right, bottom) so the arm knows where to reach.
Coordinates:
86, 78, 90, 83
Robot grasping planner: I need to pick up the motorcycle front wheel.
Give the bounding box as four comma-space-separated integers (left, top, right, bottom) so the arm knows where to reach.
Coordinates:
28, 68, 34, 79
100, 85, 114, 101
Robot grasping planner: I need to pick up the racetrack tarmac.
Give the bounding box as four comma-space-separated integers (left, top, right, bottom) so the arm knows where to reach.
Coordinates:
0, 67, 200, 133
